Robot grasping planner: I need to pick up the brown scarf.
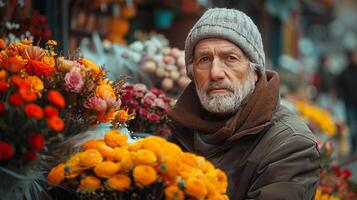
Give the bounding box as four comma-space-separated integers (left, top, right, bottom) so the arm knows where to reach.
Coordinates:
168, 70, 280, 145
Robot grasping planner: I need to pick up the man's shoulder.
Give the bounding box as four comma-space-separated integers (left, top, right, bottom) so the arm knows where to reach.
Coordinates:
262, 104, 317, 149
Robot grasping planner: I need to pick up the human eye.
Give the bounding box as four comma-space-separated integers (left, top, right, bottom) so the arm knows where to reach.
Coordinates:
199, 56, 210, 64
226, 55, 238, 62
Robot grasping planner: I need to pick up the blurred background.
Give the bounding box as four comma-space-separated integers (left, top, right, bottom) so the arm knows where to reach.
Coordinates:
1, 0, 357, 198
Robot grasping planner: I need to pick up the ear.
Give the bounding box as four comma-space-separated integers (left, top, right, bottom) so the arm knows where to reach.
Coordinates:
254, 71, 259, 83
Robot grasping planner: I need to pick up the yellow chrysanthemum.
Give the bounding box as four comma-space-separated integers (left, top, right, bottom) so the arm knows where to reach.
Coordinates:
79, 58, 101, 73
140, 138, 163, 158
106, 174, 131, 191
79, 149, 103, 168
113, 147, 130, 161
133, 165, 157, 186
81, 139, 101, 150
185, 177, 208, 199
79, 176, 101, 192
181, 152, 198, 167
133, 149, 157, 166
104, 130, 128, 148
47, 163, 65, 185
27, 75, 44, 96
41, 56, 55, 67
165, 184, 184, 200
94, 161, 120, 178
97, 141, 116, 160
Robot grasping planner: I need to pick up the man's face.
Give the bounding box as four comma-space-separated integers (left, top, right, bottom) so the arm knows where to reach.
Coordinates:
193, 38, 258, 115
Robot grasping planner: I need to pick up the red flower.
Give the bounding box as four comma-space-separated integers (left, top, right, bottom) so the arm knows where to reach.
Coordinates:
22, 150, 37, 161
9, 93, 24, 106
331, 164, 341, 177
47, 90, 65, 109
24, 103, 44, 120
2, 57, 25, 73
0, 81, 9, 92
0, 101, 5, 114
27, 60, 55, 78
19, 88, 37, 102
129, 100, 139, 109
27, 134, 45, 151
148, 113, 160, 122
44, 105, 59, 118
341, 169, 352, 179
0, 141, 14, 161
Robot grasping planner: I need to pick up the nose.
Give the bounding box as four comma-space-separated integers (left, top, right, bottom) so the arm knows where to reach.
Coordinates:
210, 58, 225, 81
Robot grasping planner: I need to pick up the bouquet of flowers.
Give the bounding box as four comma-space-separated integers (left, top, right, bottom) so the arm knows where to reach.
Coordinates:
48, 130, 229, 200
0, 39, 68, 199
119, 83, 175, 137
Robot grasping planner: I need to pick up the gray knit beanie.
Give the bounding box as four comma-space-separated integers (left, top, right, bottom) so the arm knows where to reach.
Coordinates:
185, 8, 265, 78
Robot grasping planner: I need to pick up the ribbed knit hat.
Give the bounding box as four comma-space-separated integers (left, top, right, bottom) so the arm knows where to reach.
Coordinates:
185, 8, 265, 78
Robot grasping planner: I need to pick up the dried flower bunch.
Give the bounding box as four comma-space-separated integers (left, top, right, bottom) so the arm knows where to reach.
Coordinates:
48, 130, 229, 200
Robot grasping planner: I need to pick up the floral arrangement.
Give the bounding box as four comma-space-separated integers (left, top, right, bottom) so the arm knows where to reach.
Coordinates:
119, 83, 175, 137
0, 39, 66, 166
294, 101, 337, 137
48, 130, 229, 200
0, 39, 125, 135
315, 140, 357, 200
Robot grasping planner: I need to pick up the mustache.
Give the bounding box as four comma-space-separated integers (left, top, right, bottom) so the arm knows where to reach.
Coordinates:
205, 81, 234, 92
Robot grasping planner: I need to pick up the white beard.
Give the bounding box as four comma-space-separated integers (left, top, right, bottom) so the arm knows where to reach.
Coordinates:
195, 69, 256, 115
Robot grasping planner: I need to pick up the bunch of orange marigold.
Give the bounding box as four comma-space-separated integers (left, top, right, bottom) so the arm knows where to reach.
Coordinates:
48, 131, 229, 200
0, 39, 65, 165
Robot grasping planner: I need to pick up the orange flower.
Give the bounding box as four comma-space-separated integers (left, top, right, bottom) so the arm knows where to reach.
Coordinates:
24, 103, 43, 120
185, 178, 207, 199
0, 70, 6, 80
81, 139, 100, 150
97, 141, 115, 160
44, 105, 59, 118
94, 161, 120, 178
120, 154, 134, 173
133, 165, 157, 186
113, 147, 130, 161
2, 57, 25, 73
19, 88, 37, 102
104, 130, 128, 147
47, 116, 64, 132
79, 176, 101, 192
47, 90, 65, 109
27, 75, 44, 96
0, 39, 6, 49
133, 149, 157, 166
165, 185, 184, 200
141, 138, 163, 158
106, 174, 131, 191
48, 163, 65, 185
27, 60, 55, 78
79, 149, 103, 168
115, 109, 135, 123
95, 83, 116, 102
181, 152, 198, 167
96, 108, 116, 123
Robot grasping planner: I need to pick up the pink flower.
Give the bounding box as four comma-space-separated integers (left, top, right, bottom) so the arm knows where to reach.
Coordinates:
129, 100, 139, 109
150, 87, 163, 96
153, 98, 166, 109
122, 90, 134, 101
86, 97, 107, 111
123, 83, 133, 90
144, 92, 156, 100
133, 83, 147, 92
64, 71, 84, 93
163, 96, 173, 103
147, 113, 160, 122
142, 97, 154, 107
138, 108, 149, 118
107, 98, 122, 109
134, 91, 144, 98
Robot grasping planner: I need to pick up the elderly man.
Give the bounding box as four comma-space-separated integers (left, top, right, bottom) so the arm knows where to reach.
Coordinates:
168, 8, 320, 200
